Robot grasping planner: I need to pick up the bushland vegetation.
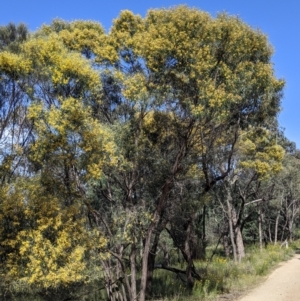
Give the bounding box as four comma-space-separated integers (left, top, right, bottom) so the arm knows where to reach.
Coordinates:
0, 6, 299, 301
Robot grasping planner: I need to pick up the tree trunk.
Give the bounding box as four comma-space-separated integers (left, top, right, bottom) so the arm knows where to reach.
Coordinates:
225, 186, 238, 262
102, 258, 128, 301
139, 181, 171, 301
258, 203, 263, 251
268, 221, 273, 243
235, 225, 245, 262
221, 215, 230, 257
146, 225, 163, 297
288, 220, 294, 241
139, 219, 157, 301
200, 205, 207, 259
184, 218, 196, 290
130, 244, 137, 301
140, 141, 187, 301
223, 233, 231, 258
274, 210, 280, 245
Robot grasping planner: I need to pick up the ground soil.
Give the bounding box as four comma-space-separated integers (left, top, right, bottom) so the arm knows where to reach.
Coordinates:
234, 254, 300, 301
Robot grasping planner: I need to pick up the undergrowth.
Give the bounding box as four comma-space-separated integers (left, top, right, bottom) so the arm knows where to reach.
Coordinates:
4, 242, 299, 300
151, 241, 299, 301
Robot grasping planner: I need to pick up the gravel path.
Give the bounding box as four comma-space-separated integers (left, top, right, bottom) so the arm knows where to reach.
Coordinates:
238, 254, 300, 301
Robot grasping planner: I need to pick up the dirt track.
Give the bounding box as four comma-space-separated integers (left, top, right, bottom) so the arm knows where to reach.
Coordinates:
238, 254, 300, 301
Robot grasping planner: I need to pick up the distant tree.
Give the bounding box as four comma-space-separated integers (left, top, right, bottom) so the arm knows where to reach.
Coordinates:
0, 22, 28, 52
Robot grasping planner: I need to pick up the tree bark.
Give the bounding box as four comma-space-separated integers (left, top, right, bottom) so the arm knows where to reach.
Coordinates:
225, 185, 238, 262
130, 244, 137, 301
139, 180, 171, 301
235, 225, 245, 261
184, 217, 196, 290
139, 140, 187, 301
274, 210, 280, 245
146, 220, 166, 297
258, 203, 263, 251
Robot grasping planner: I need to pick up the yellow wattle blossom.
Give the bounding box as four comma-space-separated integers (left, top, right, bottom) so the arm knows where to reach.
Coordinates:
0, 51, 31, 74
238, 128, 285, 178
1, 178, 108, 290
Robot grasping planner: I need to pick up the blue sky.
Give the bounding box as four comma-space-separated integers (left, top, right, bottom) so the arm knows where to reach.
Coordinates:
1, 0, 299, 147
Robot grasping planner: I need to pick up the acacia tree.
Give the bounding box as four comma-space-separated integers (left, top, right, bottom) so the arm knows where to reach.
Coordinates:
0, 24, 115, 299
0, 6, 285, 301
94, 6, 283, 299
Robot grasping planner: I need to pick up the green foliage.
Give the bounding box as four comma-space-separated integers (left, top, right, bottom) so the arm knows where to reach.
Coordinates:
0, 22, 28, 52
